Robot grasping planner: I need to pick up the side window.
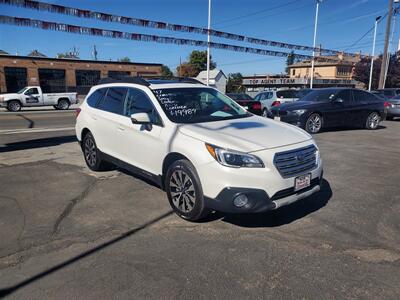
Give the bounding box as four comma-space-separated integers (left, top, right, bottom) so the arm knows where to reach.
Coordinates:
25, 88, 39, 95
97, 87, 127, 114
336, 90, 352, 102
352, 90, 369, 103
267, 92, 273, 99
383, 90, 393, 96
396, 90, 400, 95
124, 88, 162, 125
86, 88, 107, 108
254, 94, 260, 101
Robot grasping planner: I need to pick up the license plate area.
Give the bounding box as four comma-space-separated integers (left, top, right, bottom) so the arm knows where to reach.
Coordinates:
294, 173, 311, 192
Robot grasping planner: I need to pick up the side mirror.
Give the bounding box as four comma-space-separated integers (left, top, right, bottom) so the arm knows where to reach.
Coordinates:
333, 98, 344, 104
130, 112, 151, 124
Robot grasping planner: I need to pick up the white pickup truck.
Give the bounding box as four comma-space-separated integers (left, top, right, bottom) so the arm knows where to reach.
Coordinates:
0, 86, 78, 112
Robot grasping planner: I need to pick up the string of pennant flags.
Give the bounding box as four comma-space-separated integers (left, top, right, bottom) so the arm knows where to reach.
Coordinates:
0, 15, 347, 63
0, 0, 358, 57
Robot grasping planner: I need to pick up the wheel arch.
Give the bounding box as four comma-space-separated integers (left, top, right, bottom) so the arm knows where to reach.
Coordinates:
161, 152, 191, 189
58, 97, 71, 104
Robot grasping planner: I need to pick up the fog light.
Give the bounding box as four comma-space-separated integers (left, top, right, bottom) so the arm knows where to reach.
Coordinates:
233, 194, 249, 208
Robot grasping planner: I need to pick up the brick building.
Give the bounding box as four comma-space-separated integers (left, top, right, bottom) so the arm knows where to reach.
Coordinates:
0, 53, 162, 94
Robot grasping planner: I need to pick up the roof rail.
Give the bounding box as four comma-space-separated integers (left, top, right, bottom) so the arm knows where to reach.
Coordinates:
98, 76, 150, 86
146, 77, 205, 85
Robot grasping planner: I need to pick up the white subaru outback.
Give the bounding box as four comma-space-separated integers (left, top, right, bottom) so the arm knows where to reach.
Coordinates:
76, 78, 323, 221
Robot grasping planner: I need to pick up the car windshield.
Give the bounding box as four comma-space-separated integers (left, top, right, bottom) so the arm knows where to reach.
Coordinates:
153, 87, 250, 124
17, 87, 28, 94
227, 94, 253, 101
301, 89, 339, 102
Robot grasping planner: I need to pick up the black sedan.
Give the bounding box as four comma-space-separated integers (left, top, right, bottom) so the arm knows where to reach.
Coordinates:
227, 93, 262, 115
270, 88, 387, 133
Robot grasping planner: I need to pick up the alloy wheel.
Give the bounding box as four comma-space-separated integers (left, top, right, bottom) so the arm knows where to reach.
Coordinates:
367, 112, 380, 129
306, 114, 322, 133
8, 101, 21, 112
169, 170, 196, 213
84, 136, 97, 167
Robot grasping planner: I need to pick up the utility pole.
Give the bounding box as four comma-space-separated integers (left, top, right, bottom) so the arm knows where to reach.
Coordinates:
310, 0, 322, 89
369, 16, 381, 91
379, 0, 394, 89
206, 0, 211, 86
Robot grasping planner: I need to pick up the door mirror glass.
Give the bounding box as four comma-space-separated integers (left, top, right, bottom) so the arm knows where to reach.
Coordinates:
130, 112, 152, 124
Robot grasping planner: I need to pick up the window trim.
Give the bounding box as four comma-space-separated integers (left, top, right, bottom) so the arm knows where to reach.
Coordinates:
124, 87, 164, 127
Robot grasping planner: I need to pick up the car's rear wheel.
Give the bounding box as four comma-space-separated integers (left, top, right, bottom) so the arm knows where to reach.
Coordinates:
262, 109, 269, 118
365, 112, 380, 130
305, 113, 323, 134
82, 132, 108, 171
57, 99, 70, 110
7, 100, 22, 112
165, 159, 209, 221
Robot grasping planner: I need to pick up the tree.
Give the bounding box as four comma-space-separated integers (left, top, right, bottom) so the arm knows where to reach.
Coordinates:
354, 55, 382, 90
226, 73, 244, 93
118, 57, 131, 62
285, 51, 295, 74
176, 63, 198, 77
385, 51, 400, 88
188, 50, 216, 76
161, 65, 174, 78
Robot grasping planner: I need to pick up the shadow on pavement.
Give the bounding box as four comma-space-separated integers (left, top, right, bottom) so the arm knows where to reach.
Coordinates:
214, 179, 332, 228
0, 210, 174, 298
0, 135, 77, 153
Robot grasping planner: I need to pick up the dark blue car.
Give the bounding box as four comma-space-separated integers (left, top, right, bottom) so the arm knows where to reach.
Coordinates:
270, 88, 387, 133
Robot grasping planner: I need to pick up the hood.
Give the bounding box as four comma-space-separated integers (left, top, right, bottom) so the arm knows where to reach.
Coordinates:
275, 101, 318, 111
178, 116, 312, 152
1, 93, 21, 100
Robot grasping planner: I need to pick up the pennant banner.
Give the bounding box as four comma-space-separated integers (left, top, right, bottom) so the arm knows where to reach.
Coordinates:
0, 15, 347, 63
0, 0, 357, 57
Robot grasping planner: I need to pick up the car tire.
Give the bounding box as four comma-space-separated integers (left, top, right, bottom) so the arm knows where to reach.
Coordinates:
82, 132, 108, 171
365, 112, 380, 130
262, 109, 269, 118
57, 99, 70, 110
165, 159, 210, 221
305, 113, 323, 134
7, 100, 22, 112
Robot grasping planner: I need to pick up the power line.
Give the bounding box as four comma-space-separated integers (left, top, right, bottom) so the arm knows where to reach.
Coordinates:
212, 0, 302, 26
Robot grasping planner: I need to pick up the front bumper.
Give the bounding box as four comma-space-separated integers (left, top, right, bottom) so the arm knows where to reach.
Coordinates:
0, 102, 7, 108
204, 172, 323, 213
387, 107, 400, 117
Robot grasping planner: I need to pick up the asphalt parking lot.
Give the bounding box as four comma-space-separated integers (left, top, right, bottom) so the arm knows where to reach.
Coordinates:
0, 120, 400, 299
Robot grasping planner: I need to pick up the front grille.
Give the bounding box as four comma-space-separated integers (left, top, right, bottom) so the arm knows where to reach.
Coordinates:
273, 145, 317, 178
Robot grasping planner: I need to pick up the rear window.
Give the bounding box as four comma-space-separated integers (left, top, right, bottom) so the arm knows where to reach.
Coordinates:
276, 90, 298, 99
87, 88, 107, 107
227, 94, 253, 101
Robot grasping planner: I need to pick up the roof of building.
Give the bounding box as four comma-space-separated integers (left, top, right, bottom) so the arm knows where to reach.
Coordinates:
197, 68, 227, 80
289, 54, 360, 68
0, 50, 9, 55
0, 54, 162, 66
27, 50, 47, 57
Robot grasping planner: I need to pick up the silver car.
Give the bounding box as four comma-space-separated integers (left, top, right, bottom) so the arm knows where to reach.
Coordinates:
254, 89, 300, 117
387, 95, 400, 120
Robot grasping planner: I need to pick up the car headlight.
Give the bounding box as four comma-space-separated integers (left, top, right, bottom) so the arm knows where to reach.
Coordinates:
290, 109, 307, 115
205, 144, 264, 168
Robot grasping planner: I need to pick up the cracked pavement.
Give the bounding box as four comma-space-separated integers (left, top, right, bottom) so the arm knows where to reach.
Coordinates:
0, 120, 400, 299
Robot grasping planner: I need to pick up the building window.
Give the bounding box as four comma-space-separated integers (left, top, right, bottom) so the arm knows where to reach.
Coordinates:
337, 66, 352, 77
75, 70, 101, 87
292, 69, 295, 76
4, 67, 27, 92
38, 68, 66, 93
108, 71, 130, 80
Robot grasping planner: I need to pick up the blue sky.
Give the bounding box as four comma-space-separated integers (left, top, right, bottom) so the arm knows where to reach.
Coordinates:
0, 0, 397, 76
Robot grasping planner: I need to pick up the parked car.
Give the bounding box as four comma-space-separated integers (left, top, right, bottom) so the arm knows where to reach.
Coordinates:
270, 88, 387, 134
226, 93, 262, 115
76, 77, 323, 221
375, 88, 400, 99
0, 86, 78, 112
385, 95, 400, 120
254, 89, 300, 117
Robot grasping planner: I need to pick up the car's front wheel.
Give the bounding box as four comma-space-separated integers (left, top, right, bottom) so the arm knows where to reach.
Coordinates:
165, 159, 210, 221
57, 99, 70, 110
365, 112, 380, 130
305, 113, 323, 134
7, 100, 22, 112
